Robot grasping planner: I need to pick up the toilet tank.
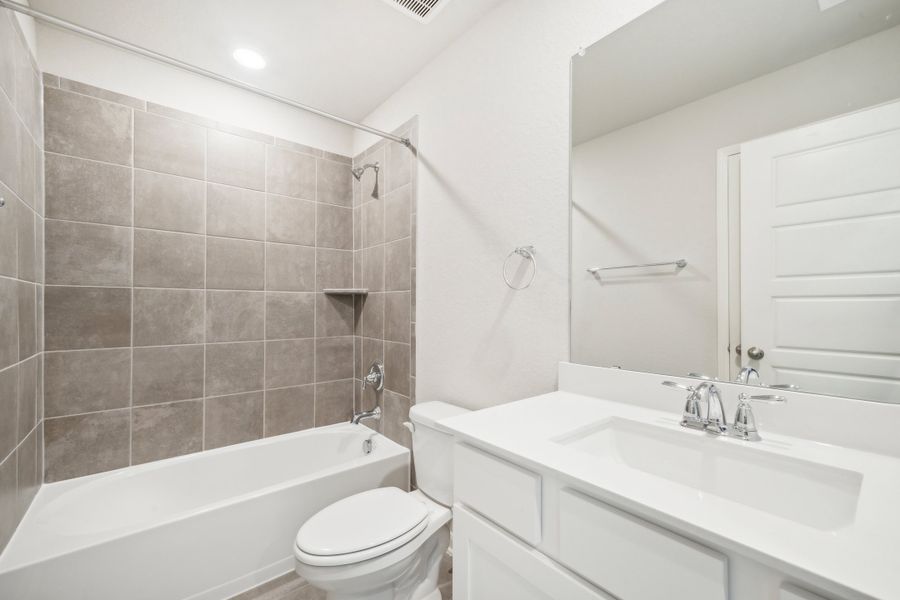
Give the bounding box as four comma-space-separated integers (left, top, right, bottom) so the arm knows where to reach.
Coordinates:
408, 401, 470, 506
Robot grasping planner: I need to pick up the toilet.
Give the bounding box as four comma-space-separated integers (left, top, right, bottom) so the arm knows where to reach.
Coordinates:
294, 401, 470, 600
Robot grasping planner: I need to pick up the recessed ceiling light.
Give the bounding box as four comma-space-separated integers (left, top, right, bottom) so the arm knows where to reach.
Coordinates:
233, 48, 266, 70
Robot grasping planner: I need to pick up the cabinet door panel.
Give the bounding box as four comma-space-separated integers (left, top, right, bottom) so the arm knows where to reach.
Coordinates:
558, 489, 728, 600
454, 505, 612, 600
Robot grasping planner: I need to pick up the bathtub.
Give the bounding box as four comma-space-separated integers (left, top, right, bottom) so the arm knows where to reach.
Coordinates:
0, 423, 409, 600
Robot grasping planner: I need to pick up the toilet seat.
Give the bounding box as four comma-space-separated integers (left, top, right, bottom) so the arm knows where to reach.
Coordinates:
295, 488, 430, 567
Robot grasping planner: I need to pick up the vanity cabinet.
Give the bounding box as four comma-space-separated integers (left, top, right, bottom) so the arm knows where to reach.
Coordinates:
453, 442, 850, 600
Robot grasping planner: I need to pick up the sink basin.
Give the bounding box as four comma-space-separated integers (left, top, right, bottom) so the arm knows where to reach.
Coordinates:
555, 418, 862, 531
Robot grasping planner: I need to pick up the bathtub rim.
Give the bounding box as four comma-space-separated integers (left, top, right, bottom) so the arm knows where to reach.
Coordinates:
0, 423, 410, 573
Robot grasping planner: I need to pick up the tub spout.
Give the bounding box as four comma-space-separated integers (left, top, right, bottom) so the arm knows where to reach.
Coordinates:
351, 406, 382, 425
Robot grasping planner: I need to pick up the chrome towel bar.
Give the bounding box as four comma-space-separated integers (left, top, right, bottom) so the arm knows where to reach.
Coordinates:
587, 259, 687, 275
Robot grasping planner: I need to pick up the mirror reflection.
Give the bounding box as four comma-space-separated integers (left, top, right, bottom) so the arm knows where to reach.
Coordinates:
570, 0, 900, 403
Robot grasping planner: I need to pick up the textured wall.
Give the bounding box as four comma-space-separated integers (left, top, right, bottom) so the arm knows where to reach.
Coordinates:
0, 7, 44, 554
41, 76, 356, 482
353, 0, 666, 410
351, 120, 418, 452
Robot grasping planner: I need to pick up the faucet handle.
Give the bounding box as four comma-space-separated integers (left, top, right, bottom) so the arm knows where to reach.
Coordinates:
662, 381, 704, 429
731, 393, 785, 441
661, 381, 695, 392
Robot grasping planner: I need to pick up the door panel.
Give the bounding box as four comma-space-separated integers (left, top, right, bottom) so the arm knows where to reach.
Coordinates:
740, 100, 900, 402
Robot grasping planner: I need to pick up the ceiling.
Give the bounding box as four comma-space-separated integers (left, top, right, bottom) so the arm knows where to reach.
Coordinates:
30, 0, 505, 121
572, 0, 900, 145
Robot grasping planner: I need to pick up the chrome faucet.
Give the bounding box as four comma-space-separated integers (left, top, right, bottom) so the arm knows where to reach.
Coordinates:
351, 405, 382, 425
662, 381, 724, 433
730, 393, 786, 441
736, 367, 760, 384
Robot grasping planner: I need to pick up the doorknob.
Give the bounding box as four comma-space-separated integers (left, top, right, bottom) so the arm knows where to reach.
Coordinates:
747, 346, 765, 360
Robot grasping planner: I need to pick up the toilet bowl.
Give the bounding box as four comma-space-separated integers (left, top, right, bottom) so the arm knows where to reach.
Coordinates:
294, 401, 469, 600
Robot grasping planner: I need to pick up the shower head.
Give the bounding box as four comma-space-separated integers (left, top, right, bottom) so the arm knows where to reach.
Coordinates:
351, 162, 380, 198
351, 162, 379, 180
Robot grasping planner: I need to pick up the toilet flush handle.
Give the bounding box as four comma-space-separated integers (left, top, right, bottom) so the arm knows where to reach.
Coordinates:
402, 421, 415, 433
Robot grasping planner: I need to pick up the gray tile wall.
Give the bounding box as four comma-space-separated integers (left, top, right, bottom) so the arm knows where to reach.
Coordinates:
0, 8, 45, 554
42, 76, 357, 482
352, 121, 418, 453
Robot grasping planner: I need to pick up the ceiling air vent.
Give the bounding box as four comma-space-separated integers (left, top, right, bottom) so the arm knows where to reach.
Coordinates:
381, 0, 450, 23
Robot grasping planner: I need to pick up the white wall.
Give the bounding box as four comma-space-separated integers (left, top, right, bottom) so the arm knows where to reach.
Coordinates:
35, 26, 353, 155
571, 24, 900, 377
353, 0, 666, 410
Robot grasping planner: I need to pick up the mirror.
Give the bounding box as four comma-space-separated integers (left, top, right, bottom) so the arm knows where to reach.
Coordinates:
570, 0, 900, 403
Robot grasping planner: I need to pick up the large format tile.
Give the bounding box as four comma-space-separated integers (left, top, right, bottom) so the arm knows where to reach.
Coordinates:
266, 146, 315, 199
0, 454, 16, 553
265, 292, 315, 340
384, 341, 410, 397
316, 294, 354, 338
44, 87, 132, 166
383, 390, 412, 449
44, 348, 130, 417
316, 203, 352, 250
0, 182, 17, 278
264, 385, 314, 437
362, 197, 384, 247
58, 77, 146, 110
132, 345, 204, 406
361, 292, 385, 339
384, 292, 411, 343
362, 246, 385, 292
384, 239, 411, 291
204, 391, 263, 449
16, 281, 35, 359
317, 158, 352, 207
134, 170, 205, 234
44, 409, 130, 482
133, 229, 205, 288
16, 356, 36, 442
208, 130, 265, 191
17, 126, 36, 209
44, 286, 131, 350
385, 140, 412, 193
133, 288, 204, 346
132, 400, 202, 464
207, 237, 265, 290
16, 427, 39, 516
133, 111, 205, 179
266, 243, 315, 292
0, 92, 19, 196
266, 195, 315, 246
315, 379, 353, 426
44, 153, 132, 226
315, 337, 354, 382
265, 339, 315, 389
207, 184, 265, 240
206, 342, 264, 396
0, 279, 17, 369
15, 196, 34, 282
45, 220, 132, 286
206, 291, 264, 342
316, 249, 352, 291
0, 366, 17, 460
384, 185, 411, 243
0, 13, 15, 102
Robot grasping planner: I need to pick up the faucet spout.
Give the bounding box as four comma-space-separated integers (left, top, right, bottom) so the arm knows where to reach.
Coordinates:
351, 406, 382, 425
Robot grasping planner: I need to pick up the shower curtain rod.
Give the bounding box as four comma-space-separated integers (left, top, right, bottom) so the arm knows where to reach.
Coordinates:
0, 0, 411, 147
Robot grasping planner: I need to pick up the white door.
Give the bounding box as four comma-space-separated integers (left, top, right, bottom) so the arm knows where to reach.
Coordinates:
740, 99, 900, 402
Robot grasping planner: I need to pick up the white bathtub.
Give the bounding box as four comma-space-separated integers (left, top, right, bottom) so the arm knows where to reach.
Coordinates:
0, 423, 409, 600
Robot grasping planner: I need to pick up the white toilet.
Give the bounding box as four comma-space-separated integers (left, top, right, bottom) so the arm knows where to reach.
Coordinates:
294, 401, 470, 600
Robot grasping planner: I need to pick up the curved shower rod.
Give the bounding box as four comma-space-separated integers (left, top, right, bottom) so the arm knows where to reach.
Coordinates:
0, 0, 411, 147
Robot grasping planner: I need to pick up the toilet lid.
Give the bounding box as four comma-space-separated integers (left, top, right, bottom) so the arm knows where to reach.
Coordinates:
296, 488, 428, 559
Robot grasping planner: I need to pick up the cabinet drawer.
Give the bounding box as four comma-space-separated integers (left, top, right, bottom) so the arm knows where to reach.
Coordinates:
558, 489, 728, 600
454, 444, 542, 545
454, 505, 613, 600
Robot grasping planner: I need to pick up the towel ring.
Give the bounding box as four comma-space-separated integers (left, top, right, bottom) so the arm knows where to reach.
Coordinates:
503, 246, 536, 290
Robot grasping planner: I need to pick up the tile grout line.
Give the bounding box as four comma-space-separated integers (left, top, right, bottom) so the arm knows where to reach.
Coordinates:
128, 105, 135, 467
202, 125, 208, 450
262, 142, 268, 437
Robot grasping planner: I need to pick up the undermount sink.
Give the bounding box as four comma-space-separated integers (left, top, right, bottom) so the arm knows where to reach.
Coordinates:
555, 417, 862, 531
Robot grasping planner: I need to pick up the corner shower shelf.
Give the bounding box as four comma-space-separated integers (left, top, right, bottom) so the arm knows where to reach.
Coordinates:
323, 288, 369, 296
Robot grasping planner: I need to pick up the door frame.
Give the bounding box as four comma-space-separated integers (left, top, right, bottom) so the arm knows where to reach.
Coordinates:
716, 144, 742, 380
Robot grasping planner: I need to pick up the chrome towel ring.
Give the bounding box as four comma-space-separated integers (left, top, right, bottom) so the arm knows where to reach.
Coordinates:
503, 246, 536, 290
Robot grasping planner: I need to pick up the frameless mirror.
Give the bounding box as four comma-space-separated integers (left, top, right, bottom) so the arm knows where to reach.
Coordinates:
570, 0, 900, 403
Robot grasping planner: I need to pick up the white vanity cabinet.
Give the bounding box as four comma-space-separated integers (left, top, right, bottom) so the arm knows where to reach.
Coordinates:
452, 441, 850, 600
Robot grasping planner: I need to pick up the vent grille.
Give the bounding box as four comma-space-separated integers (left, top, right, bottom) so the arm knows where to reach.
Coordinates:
382, 0, 449, 23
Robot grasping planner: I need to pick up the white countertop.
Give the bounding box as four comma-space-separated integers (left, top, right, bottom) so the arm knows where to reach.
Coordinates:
441, 391, 900, 600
